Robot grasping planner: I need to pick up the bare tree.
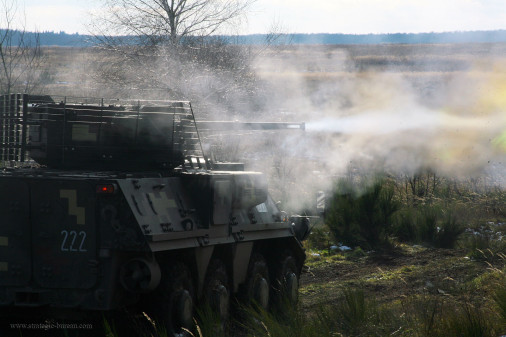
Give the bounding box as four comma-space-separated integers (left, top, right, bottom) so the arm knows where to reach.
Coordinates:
0, 0, 47, 95
89, 0, 262, 117
93, 0, 256, 45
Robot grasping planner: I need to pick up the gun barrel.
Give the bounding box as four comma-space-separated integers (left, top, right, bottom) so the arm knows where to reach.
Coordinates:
196, 121, 305, 131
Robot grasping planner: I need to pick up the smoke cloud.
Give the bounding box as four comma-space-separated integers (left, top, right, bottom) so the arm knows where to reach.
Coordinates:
48, 43, 506, 213
235, 45, 506, 211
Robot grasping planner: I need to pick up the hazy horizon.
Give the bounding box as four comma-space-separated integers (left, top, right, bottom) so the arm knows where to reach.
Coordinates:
18, 0, 506, 36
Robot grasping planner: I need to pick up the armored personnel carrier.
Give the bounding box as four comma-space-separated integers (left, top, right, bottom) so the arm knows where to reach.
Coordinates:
0, 94, 308, 334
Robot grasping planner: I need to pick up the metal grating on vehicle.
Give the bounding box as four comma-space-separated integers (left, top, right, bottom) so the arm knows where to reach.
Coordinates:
0, 94, 207, 170
0, 94, 26, 165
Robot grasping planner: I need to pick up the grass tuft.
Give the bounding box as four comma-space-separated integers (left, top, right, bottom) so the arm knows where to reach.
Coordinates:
443, 304, 493, 337
494, 279, 506, 326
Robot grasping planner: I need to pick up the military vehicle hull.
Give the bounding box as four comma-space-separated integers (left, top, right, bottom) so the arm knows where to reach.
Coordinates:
0, 94, 307, 334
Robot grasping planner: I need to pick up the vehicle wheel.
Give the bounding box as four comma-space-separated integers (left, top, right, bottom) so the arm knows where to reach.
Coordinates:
242, 253, 270, 310
202, 259, 230, 328
272, 253, 299, 308
150, 262, 194, 337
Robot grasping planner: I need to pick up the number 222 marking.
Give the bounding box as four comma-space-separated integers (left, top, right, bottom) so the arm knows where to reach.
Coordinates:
60, 230, 87, 252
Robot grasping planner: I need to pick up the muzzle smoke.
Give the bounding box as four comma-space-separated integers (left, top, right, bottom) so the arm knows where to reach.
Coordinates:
247, 46, 506, 211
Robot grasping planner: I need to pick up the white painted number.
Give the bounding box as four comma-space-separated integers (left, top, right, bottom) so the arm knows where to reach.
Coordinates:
78, 231, 87, 251
60, 230, 87, 252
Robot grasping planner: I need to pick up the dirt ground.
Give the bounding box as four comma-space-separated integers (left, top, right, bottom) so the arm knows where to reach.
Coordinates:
299, 246, 504, 311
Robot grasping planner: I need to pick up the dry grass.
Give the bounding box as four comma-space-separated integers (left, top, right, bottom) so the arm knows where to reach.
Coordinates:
38, 43, 506, 98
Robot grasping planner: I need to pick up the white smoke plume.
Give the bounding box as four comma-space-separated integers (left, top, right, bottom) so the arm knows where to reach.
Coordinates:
236, 45, 506, 211
46, 43, 506, 212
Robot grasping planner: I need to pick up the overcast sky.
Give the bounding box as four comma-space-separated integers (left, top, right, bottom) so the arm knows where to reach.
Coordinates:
19, 0, 506, 35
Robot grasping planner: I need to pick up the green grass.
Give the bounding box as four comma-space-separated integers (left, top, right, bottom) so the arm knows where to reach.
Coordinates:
240, 290, 504, 337
494, 280, 506, 328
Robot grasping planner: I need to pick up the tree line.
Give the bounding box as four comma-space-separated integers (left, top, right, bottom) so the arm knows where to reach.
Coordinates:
5, 30, 506, 47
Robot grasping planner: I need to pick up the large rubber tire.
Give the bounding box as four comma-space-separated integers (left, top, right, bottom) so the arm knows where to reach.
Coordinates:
150, 262, 195, 337
272, 253, 299, 309
202, 259, 230, 330
242, 253, 270, 310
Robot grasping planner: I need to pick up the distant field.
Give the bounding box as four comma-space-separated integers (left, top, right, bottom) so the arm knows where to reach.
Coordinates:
41, 43, 506, 99
252, 43, 506, 112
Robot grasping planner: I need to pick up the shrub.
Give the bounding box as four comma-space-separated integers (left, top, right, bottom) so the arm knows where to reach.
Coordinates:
325, 178, 399, 250
392, 208, 418, 242
434, 212, 464, 248
325, 179, 359, 247
348, 247, 367, 259
417, 206, 439, 243
393, 206, 464, 248
306, 225, 332, 250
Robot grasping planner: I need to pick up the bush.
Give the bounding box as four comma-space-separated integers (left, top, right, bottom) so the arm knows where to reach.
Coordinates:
392, 209, 418, 242
392, 206, 464, 248
417, 206, 439, 243
325, 178, 399, 250
434, 213, 464, 248
306, 225, 332, 250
